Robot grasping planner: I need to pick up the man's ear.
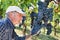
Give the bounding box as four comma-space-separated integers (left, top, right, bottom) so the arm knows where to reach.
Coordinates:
9, 13, 13, 17
9, 13, 16, 21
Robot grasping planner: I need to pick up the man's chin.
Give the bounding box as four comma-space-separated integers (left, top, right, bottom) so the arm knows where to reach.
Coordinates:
14, 23, 22, 27
14, 24, 20, 27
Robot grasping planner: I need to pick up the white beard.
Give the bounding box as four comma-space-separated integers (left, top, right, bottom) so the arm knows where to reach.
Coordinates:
15, 24, 20, 27
40, 0, 45, 2
20, 21, 22, 24
14, 21, 22, 27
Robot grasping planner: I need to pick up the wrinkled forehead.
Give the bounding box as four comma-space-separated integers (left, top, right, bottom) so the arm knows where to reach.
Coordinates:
8, 11, 26, 16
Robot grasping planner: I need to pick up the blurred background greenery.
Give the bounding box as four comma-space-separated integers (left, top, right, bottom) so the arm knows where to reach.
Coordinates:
0, 0, 60, 40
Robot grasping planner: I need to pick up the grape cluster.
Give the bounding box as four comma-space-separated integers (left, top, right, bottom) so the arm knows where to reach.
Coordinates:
43, 8, 53, 22
31, 1, 53, 35
30, 12, 37, 28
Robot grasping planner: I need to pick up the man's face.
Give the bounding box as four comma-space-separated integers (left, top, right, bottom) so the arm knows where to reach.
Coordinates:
9, 11, 24, 26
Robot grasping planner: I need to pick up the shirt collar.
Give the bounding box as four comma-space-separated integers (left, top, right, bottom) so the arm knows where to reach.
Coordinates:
5, 18, 15, 29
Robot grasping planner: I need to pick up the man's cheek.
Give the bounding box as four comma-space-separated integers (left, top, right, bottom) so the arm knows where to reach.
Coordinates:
19, 17, 22, 20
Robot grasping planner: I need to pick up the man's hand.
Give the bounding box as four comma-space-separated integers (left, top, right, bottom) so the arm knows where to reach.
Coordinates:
25, 35, 32, 40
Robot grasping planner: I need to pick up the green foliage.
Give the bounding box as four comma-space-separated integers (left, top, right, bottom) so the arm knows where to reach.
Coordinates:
0, 0, 60, 40
32, 34, 58, 40
0, 0, 38, 17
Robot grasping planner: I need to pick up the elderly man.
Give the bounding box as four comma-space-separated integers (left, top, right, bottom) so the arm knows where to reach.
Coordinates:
0, 6, 41, 40
0, 6, 27, 40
